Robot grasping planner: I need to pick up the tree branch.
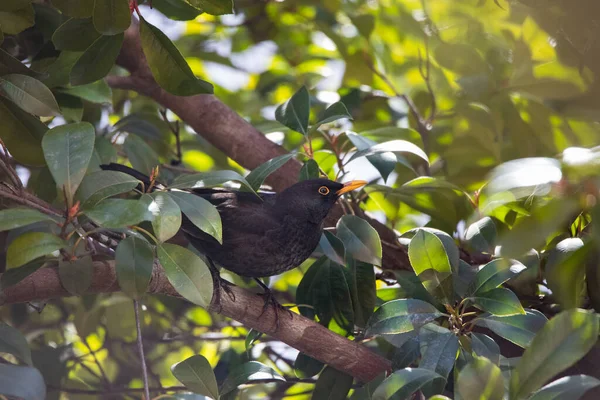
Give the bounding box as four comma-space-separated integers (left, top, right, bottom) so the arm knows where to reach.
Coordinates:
0, 261, 391, 383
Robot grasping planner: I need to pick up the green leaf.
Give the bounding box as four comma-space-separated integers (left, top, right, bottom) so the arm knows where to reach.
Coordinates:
168, 191, 222, 244
318, 231, 346, 265
170, 170, 256, 193
474, 309, 547, 348
151, 0, 202, 20
76, 170, 140, 208
52, 17, 101, 51
220, 361, 285, 396
0, 322, 33, 365
0, 48, 38, 76
0, 5, 34, 35
372, 368, 443, 400
70, 33, 124, 85
0, 208, 54, 232
313, 366, 353, 400
55, 93, 84, 122
465, 216, 497, 253
58, 79, 113, 103
0, 98, 47, 166
348, 139, 429, 165
454, 260, 477, 299
418, 324, 459, 395
315, 102, 352, 127
115, 236, 154, 299
42, 122, 96, 204
294, 353, 323, 378
123, 133, 160, 176
347, 132, 400, 182
157, 243, 213, 308
184, 0, 234, 15
0, 0, 32, 12
485, 157, 562, 199
299, 159, 320, 181
471, 333, 500, 365
0, 74, 60, 116
434, 43, 489, 75
408, 229, 453, 304
0, 260, 46, 290
347, 258, 376, 328
545, 238, 589, 310
92, 0, 131, 35
528, 375, 600, 400
139, 16, 213, 95
509, 309, 599, 399
365, 299, 443, 337
456, 356, 504, 400
0, 363, 46, 400
84, 198, 150, 228
466, 258, 526, 296
6, 232, 65, 269
245, 329, 263, 352
275, 86, 310, 135
470, 288, 525, 316
50, 0, 94, 17
171, 354, 219, 399
245, 154, 294, 191
58, 255, 93, 296
336, 215, 382, 266
147, 192, 182, 242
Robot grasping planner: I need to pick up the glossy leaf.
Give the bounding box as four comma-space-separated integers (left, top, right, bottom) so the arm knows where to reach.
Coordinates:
299, 158, 320, 181
220, 361, 285, 396
0, 363, 46, 400
245, 153, 294, 191
545, 238, 589, 309
0, 322, 33, 365
6, 232, 65, 269
275, 86, 310, 135
528, 375, 600, 400
485, 158, 562, 199
347, 132, 400, 182
70, 33, 124, 85
184, 0, 234, 15
76, 170, 140, 208
52, 17, 100, 51
0, 74, 59, 116
92, 0, 131, 35
372, 368, 442, 400
42, 122, 95, 203
58, 79, 112, 103
123, 134, 160, 176
418, 324, 459, 395
245, 329, 263, 352
348, 139, 429, 165
365, 299, 443, 337
347, 258, 376, 328
318, 231, 346, 265
336, 215, 382, 266
315, 101, 352, 126
456, 356, 504, 400
471, 333, 500, 365
466, 258, 526, 296
148, 192, 182, 242
313, 366, 353, 400
434, 43, 489, 75
170, 170, 256, 193
294, 353, 324, 378
58, 256, 93, 296
157, 243, 213, 308
470, 287, 525, 316
55, 93, 84, 122
474, 309, 547, 348
139, 16, 213, 95
169, 191, 222, 243
509, 309, 599, 399
465, 216, 497, 252
171, 354, 219, 399
84, 198, 150, 228
115, 236, 154, 299
0, 208, 54, 232
50, 0, 94, 17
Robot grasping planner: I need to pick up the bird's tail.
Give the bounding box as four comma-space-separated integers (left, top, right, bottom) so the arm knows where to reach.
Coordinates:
100, 163, 154, 189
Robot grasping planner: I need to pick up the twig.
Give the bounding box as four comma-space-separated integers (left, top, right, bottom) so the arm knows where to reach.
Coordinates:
82, 338, 111, 388
160, 108, 182, 165
0, 185, 62, 216
0, 143, 23, 189
134, 300, 151, 400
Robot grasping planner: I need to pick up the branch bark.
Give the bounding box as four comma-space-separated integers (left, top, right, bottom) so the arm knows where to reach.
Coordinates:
0, 261, 391, 383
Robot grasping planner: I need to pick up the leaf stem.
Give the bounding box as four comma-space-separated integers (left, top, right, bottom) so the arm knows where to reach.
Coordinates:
134, 300, 151, 400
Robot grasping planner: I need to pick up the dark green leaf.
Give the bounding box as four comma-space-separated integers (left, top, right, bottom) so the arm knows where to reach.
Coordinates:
152, 0, 202, 20
0, 74, 59, 116
298, 159, 319, 181
171, 354, 219, 399
245, 154, 294, 191
42, 122, 96, 203
123, 134, 160, 175
347, 132, 400, 181
59, 256, 93, 296
0, 363, 46, 400
70, 33, 124, 85
365, 299, 443, 337
336, 215, 382, 266
294, 353, 323, 378
184, 0, 234, 15
454, 260, 477, 299
245, 329, 262, 352
545, 238, 589, 309
474, 309, 547, 348
347, 258, 376, 328
418, 324, 459, 396
148, 192, 182, 242
0, 322, 33, 365
50, 0, 94, 18
315, 102, 352, 127
471, 333, 500, 365
528, 375, 600, 400
465, 217, 497, 252
169, 191, 222, 244
220, 361, 285, 396
92, 0, 131, 35
275, 86, 310, 135
456, 356, 504, 400
0, 5, 34, 34
58, 79, 112, 103
76, 170, 139, 208
372, 368, 442, 400
6, 232, 65, 269
170, 171, 256, 193
509, 309, 599, 399
55, 93, 84, 122
466, 258, 526, 296
318, 231, 346, 265
115, 236, 154, 299
52, 17, 101, 51
470, 288, 525, 316
313, 366, 353, 400
84, 198, 150, 228
408, 229, 453, 304
0, 48, 39, 76
157, 243, 213, 308
0, 0, 32, 12
348, 139, 429, 165
0, 208, 54, 232
139, 16, 213, 95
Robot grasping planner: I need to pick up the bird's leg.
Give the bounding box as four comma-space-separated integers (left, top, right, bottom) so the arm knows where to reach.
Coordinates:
207, 258, 236, 311
253, 278, 293, 330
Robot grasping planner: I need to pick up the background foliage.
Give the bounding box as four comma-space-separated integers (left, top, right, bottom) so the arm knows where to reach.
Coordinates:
0, 0, 600, 399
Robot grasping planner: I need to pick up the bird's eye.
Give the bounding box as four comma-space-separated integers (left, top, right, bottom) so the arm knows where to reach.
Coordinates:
318, 186, 330, 195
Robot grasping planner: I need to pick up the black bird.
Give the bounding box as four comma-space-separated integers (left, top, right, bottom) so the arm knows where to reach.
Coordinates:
100, 163, 367, 319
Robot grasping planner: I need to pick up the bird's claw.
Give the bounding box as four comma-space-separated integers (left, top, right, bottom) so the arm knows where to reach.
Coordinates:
257, 289, 293, 331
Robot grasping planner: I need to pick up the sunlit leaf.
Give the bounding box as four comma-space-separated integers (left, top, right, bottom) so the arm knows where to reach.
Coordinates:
184, 0, 234, 15
466, 258, 526, 296
84, 198, 150, 228
169, 191, 222, 244
299, 159, 319, 181
418, 324, 459, 396
220, 361, 285, 396
171, 354, 219, 399
0, 208, 54, 232
465, 217, 497, 253
457, 356, 504, 400
0, 74, 60, 116
365, 299, 443, 337
170, 170, 256, 194
245, 153, 294, 191
372, 368, 442, 400
348, 139, 429, 165
275, 86, 310, 135
315, 102, 352, 127
6, 232, 65, 269
469, 288, 525, 316
528, 375, 600, 400
545, 238, 589, 309
474, 309, 547, 348
313, 366, 353, 400
471, 333, 500, 365
336, 215, 382, 266
148, 192, 182, 243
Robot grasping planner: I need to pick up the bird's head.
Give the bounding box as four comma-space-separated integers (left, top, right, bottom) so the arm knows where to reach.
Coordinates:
274, 178, 368, 223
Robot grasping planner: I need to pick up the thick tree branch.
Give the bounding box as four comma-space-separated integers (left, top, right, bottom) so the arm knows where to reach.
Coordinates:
0, 261, 391, 383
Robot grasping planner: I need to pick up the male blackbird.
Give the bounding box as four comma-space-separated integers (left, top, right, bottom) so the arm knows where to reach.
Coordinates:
100, 163, 367, 319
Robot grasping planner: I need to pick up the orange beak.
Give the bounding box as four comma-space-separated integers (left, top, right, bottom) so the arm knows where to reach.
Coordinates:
336, 180, 368, 195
